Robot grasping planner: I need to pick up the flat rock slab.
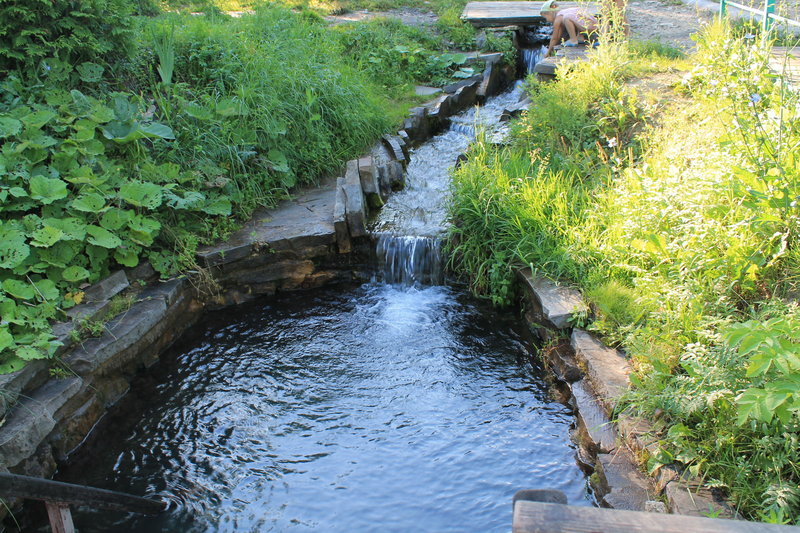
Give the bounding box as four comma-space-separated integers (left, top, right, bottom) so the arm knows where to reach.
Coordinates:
665, 480, 739, 519
571, 379, 617, 453
197, 186, 337, 267
571, 329, 630, 414
534, 45, 592, 77
518, 269, 588, 330
83, 270, 129, 303
415, 85, 442, 96
595, 450, 651, 511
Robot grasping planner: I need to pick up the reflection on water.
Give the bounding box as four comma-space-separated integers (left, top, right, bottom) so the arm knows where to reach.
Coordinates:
54, 283, 588, 532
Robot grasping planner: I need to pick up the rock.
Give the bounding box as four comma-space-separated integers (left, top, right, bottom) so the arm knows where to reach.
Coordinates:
571, 329, 630, 415
500, 98, 531, 121
518, 268, 588, 330
358, 156, 385, 209
83, 270, 129, 303
197, 186, 337, 267
125, 260, 156, 284
428, 94, 452, 119
0, 361, 50, 416
571, 379, 618, 453
451, 80, 481, 112
616, 412, 659, 458
226, 260, 315, 285
443, 75, 483, 94
381, 135, 407, 167
65, 298, 168, 376
475, 30, 487, 48
594, 450, 651, 511
66, 299, 111, 323
538, 336, 583, 382
334, 177, 352, 254
394, 134, 410, 160
645, 500, 668, 513
385, 161, 405, 191
0, 378, 84, 469
479, 52, 504, 64
665, 480, 739, 519
343, 160, 368, 238
415, 85, 442, 96
136, 276, 188, 307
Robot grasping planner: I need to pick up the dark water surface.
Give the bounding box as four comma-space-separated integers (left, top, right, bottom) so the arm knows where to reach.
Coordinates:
55, 282, 588, 532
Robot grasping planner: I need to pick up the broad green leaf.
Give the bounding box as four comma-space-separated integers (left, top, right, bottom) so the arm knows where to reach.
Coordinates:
32, 279, 59, 301
30, 226, 64, 248
86, 225, 122, 248
62, 265, 91, 282
2, 279, 35, 300
164, 190, 205, 210
202, 196, 232, 216
43, 217, 87, 241
29, 176, 68, 205
0, 328, 13, 352
267, 149, 290, 173
0, 227, 30, 268
140, 122, 175, 140
80, 139, 105, 156
0, 117, 23, 138
77, 62, 104, 83
0, 356, 26, 374
114, 247, 140, 268
184, 103, 214, 121
70, 192, 106, 212
89, 103, 115, 124
100, 208, 133, 231
17, 346, 47, 361
8, 187, 28, 197
21, 110, 57, 130
127, 215, 161, 246
38, 241, 80, 267
215, 97, 248, 117
102, 120, 142, 142
119, 182, 162, 209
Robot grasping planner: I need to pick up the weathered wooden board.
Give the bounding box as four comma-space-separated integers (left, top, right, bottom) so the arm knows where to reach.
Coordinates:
512, 500, 798, 532
533, 44, 592, 76
0, 473, 166, 515
462, 1, 599, 27
770, 46, 800, 85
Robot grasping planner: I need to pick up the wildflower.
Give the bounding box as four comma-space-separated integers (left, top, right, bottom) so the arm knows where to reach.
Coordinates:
607, 136, 618, 148
749, 93, 762, 104
744, 33, 756, 40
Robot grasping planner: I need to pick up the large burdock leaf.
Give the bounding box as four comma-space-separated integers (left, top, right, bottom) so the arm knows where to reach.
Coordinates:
2, 279, 35, 300
86, 225, 122, 248
0, 226, 30, 269
140, 123, 175, 140
127, 215, 161, 246
119, 182, 162, 209
29, 175, 69, 205
0, 117, 22, 138
70, 192, 106, 212
201, 196, 232, 216
62, 265, 91, 282
43, 217, 87, 241
30, 225, 64, 248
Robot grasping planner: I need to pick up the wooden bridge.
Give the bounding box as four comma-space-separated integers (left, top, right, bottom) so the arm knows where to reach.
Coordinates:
461, 1, 599, 27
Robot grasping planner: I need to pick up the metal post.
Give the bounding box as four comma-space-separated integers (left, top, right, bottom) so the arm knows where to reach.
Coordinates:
763, 0, 776, 31
720, 0, 727, 17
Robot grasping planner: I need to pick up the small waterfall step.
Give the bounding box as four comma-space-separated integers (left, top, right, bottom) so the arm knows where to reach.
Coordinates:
375, 234, 444, 286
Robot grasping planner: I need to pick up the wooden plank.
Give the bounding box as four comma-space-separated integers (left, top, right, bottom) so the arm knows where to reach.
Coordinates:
512, 501, 797, 532
770, 46, 800, 85
0, 473, 166, 515
462, 1, 599, 27
45, 502, 75, 533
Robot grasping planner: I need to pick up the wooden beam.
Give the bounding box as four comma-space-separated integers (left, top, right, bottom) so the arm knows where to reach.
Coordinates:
462, 1, 599, 28
0, 473, 166, 515
45, 502, 75, 533
513, 501, 795, 532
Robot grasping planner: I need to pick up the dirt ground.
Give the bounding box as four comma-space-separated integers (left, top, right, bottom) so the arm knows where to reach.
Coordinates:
325, 1, 716, 51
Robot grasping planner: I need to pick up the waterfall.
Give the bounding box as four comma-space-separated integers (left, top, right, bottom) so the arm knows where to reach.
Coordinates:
521, 45, 548, 74
375, 233, 444, 286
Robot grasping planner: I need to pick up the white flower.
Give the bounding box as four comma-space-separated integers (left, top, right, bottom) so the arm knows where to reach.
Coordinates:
607, 136, 618, 148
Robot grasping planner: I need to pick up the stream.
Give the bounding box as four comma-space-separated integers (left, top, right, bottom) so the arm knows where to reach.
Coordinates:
43, 80, 590, 532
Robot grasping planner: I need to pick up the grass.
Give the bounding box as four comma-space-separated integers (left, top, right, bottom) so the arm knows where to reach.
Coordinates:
448, 22, 800, 523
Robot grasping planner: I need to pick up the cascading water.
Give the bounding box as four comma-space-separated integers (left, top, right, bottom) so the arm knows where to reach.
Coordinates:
521, 44, 549, 74
372, 86, 526, 285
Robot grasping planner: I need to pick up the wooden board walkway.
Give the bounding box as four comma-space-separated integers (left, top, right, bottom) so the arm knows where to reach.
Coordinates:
462, 1, 598, 27
770, 46, 800, 85
513, 500, 800, 532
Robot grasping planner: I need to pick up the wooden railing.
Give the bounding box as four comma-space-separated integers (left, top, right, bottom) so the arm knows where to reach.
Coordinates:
719, 0, 800, 31
0, 472, 166, 533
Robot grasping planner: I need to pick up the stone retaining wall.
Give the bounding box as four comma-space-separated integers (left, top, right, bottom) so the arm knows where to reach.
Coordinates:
0, 54, 517, 520
517, 268, 740, 518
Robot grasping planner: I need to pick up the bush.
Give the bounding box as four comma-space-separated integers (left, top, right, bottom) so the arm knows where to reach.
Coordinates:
0, 0, 135, 73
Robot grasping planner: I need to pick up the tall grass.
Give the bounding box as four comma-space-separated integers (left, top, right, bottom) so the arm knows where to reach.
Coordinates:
448, 21, 800, 522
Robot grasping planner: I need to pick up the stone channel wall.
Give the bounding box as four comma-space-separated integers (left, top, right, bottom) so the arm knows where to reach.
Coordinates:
517, 268, 741, 518
0, 54, 516, 519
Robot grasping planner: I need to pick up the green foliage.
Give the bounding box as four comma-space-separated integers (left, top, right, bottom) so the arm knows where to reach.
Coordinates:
449, 21, 800, 521
0, 0, 135, 72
